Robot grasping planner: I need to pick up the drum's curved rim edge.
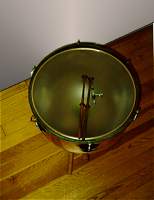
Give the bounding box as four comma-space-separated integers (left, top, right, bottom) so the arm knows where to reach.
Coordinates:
28, 41, 141, 143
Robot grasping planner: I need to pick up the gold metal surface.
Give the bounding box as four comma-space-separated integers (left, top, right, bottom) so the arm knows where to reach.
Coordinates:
30, 47, 137, 141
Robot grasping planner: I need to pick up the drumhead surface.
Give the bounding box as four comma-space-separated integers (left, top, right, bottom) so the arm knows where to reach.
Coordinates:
29, 42, 140, 142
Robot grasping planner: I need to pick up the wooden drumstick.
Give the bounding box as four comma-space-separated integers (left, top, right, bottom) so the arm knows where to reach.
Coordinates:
79, 75, 94, 141
79, 75, 87, 139
82, 77, 94, 140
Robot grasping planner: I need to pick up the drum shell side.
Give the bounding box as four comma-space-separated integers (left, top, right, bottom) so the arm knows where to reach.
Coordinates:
42, 130, 122, 153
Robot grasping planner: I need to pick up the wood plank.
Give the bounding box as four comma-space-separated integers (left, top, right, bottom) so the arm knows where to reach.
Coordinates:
22, 130, 153, 199
0, 118, 40, 152
0, 137, 60, 179
0, 134, 48, 165
107, 24, 152, 49
109, 25, 153, 91
0, 88, 41, 151
1, 120, 153, 199
1, 89, 31, 124
0, 81, 27, 101
108, 25, 153, 62
102, 164, 153, 200
0, 149, 69, 200
2, 113, 37, 137
138, 66, 153, 85
141, 79, 154, 106
118, 179, 154, 200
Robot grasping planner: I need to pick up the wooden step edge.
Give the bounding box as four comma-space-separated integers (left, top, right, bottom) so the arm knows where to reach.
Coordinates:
0, 147, 63, 181
21, 141, 153, 199
0, 133, 47, 163
1, 114, 153, 180
1, 123, 153, 199
0, 143, 63, 179
0, 150, 69, 199
0, 129, 40, 153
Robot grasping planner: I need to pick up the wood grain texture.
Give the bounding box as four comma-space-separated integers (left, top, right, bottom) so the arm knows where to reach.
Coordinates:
0, 81, 27, 101
0, 84, 41, 152
0, 79, 70, 199
23, 127, 154, 200
0, 150, 69, 200
0, 24, 153, 199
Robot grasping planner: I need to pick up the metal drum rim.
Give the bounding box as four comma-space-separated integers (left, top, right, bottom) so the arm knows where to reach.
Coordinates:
28, 42, 141, 143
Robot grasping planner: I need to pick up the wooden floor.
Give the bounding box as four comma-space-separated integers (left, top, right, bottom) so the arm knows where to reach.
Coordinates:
0, 24, 153, 200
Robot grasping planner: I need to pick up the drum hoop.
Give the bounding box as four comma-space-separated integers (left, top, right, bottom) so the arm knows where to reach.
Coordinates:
28, 42, 141, 143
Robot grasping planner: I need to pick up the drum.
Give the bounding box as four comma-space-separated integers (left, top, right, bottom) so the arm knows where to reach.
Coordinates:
28, 42, 140, 153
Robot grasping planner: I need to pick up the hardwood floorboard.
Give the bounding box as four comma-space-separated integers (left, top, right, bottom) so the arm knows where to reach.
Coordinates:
0, 88, 41, 152
0, 81, 27, 101
23, 130, 153, 200
0, 150, 69, 199
118, 179, 154, 200
1, 140, 61, 179
0, 134, 47, 164
99, 164, 153, 200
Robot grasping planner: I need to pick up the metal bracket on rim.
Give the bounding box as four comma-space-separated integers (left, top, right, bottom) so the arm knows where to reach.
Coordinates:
31, 65, 37, 76
30, 115, 38, 127
91, 88, 103, 105
133, 108, 140, 121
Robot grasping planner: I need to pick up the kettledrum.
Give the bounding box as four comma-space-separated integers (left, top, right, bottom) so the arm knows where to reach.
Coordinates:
28, 42, 140, 153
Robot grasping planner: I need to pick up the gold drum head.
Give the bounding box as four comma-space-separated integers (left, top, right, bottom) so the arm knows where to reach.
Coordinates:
29, 42, 140, 143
